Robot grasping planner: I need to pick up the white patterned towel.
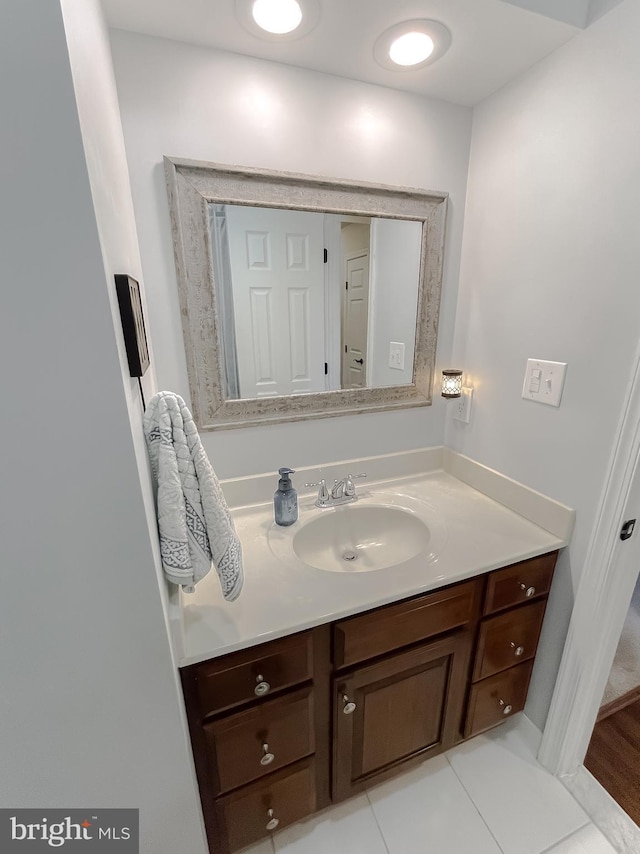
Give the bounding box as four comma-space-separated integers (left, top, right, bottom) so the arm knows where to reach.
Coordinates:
143, 391, 243, 601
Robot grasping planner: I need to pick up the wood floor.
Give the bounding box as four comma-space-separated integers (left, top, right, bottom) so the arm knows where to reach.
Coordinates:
585, 695, 640, 825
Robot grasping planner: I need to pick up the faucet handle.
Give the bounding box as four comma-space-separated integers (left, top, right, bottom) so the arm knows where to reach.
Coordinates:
330, 478, 344, 499
344, 473, 367, 497
305, 478, 330, 504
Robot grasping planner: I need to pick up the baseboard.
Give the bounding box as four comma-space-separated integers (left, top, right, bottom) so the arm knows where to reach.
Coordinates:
597, 685, 640, 722
561, 764, 640, 853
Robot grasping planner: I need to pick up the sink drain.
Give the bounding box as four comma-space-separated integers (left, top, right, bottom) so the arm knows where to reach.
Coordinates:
342, 550, 357, 562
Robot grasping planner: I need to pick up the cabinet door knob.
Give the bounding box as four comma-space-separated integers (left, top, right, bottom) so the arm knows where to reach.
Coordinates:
260, 743, 275, 766
498, 698, 513, 716
519, 583, 536, 598
265, 809, 279, 831
254, 674, 271, 696
510, 642, 525, 657
342, 693, 356, 715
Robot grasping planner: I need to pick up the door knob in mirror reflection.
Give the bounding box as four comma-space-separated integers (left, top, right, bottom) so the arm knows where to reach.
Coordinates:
342, 694, 357, 715
254, 675, 271, 696
260, 743, 275, 766
498, 699, 513, 716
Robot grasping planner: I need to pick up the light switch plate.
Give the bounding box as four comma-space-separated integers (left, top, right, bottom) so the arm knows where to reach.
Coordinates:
522, 359, 567, 407
389, 341, 405, 371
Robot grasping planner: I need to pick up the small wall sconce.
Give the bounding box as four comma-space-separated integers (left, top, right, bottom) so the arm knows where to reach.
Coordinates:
441, 369, 463, 398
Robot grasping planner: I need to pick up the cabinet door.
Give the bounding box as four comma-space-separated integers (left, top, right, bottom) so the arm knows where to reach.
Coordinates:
333, 632, 471, 801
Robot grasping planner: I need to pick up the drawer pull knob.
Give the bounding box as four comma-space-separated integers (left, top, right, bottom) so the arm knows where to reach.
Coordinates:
254, 675, 271, 697
519, 583, 536, 598
342, 694, 356, 715
510, 642, 525, 657
266, 809, 279, 831
260, 743, 275, 766
498, 698, 513, 716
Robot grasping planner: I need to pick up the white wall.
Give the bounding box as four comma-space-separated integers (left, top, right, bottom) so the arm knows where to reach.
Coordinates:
109, 31, 473, 478
0, 2, 205, 851
369, 219, 422, 387
449, 0, 640, 727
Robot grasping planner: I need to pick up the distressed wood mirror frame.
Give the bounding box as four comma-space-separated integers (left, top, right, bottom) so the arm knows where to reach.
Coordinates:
164, 156, 448, 430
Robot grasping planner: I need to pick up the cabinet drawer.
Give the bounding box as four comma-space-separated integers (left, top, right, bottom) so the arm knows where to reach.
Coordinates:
205, 687, 314, 794
217, 758, 316, 852
333, 579, 480, 669
194, 631, 313, 717
484, 553, 557, 615
464, 660, 534, 738
473, 600, 547, 682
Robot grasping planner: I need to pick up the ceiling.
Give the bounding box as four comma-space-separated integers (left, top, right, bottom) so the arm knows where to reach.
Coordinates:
101, 0, 611, 106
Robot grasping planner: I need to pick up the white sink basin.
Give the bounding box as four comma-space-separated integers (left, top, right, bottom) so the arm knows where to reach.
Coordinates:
293, 505, 430, 572
267, 491, 446, 573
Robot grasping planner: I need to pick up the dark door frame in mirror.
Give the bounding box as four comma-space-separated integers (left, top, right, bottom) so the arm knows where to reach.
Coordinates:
164, 156, 448, 430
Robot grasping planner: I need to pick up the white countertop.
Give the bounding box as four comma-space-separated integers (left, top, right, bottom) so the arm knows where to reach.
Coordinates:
177, 461, 571, 667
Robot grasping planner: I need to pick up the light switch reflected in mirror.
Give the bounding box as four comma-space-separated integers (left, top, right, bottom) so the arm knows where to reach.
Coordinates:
209, 203, 421, 400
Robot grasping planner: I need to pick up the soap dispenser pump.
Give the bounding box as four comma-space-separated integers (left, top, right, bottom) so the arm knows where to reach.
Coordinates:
274, 467, 298, 527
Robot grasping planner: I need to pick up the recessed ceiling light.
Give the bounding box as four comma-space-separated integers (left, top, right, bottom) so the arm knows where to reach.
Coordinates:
389, 32, 435, 67
252, 0, 302, 34
374, 20, 451, 72
235, 0, 320, 41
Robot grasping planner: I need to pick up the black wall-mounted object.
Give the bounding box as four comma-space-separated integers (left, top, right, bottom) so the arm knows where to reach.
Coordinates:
115, 274, 150, 378
620, 519, 636, 541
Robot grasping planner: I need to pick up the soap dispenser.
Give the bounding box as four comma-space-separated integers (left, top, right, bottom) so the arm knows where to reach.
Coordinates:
274, 467, 298, 526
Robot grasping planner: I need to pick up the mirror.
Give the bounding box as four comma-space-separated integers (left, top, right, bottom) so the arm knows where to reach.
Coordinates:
164, 158, 448, 430
211, 204, 422, 398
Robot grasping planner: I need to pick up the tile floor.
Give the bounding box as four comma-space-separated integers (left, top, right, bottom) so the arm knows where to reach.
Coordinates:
240, 715, 619, 854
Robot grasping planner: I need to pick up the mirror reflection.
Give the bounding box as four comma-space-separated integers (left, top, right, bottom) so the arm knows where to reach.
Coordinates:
209, 204, 422, 400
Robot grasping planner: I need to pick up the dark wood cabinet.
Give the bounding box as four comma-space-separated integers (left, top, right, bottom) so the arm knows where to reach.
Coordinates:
483, 553, 556, 615
215, 758, 317, 852
333, 631, 471, 801
333, 579, 479, 669
181, 550, 558, 853
463, 552, 557, 738
465, 660, 535, 737
194, 631, 314, 718
473, 598, 546, 681
204, 686, 314, 795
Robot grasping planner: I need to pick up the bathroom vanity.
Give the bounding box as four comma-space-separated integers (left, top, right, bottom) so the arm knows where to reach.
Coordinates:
175, 450, 573, 854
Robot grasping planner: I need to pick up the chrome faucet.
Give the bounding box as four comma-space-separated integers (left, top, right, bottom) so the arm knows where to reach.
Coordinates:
305, 473, 367, 507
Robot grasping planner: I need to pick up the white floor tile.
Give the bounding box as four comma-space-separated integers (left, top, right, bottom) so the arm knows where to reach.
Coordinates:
272, 794, 388, 854
542, 824, 619, 853
447, 717, 589, 854
367, 754, 502, 854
